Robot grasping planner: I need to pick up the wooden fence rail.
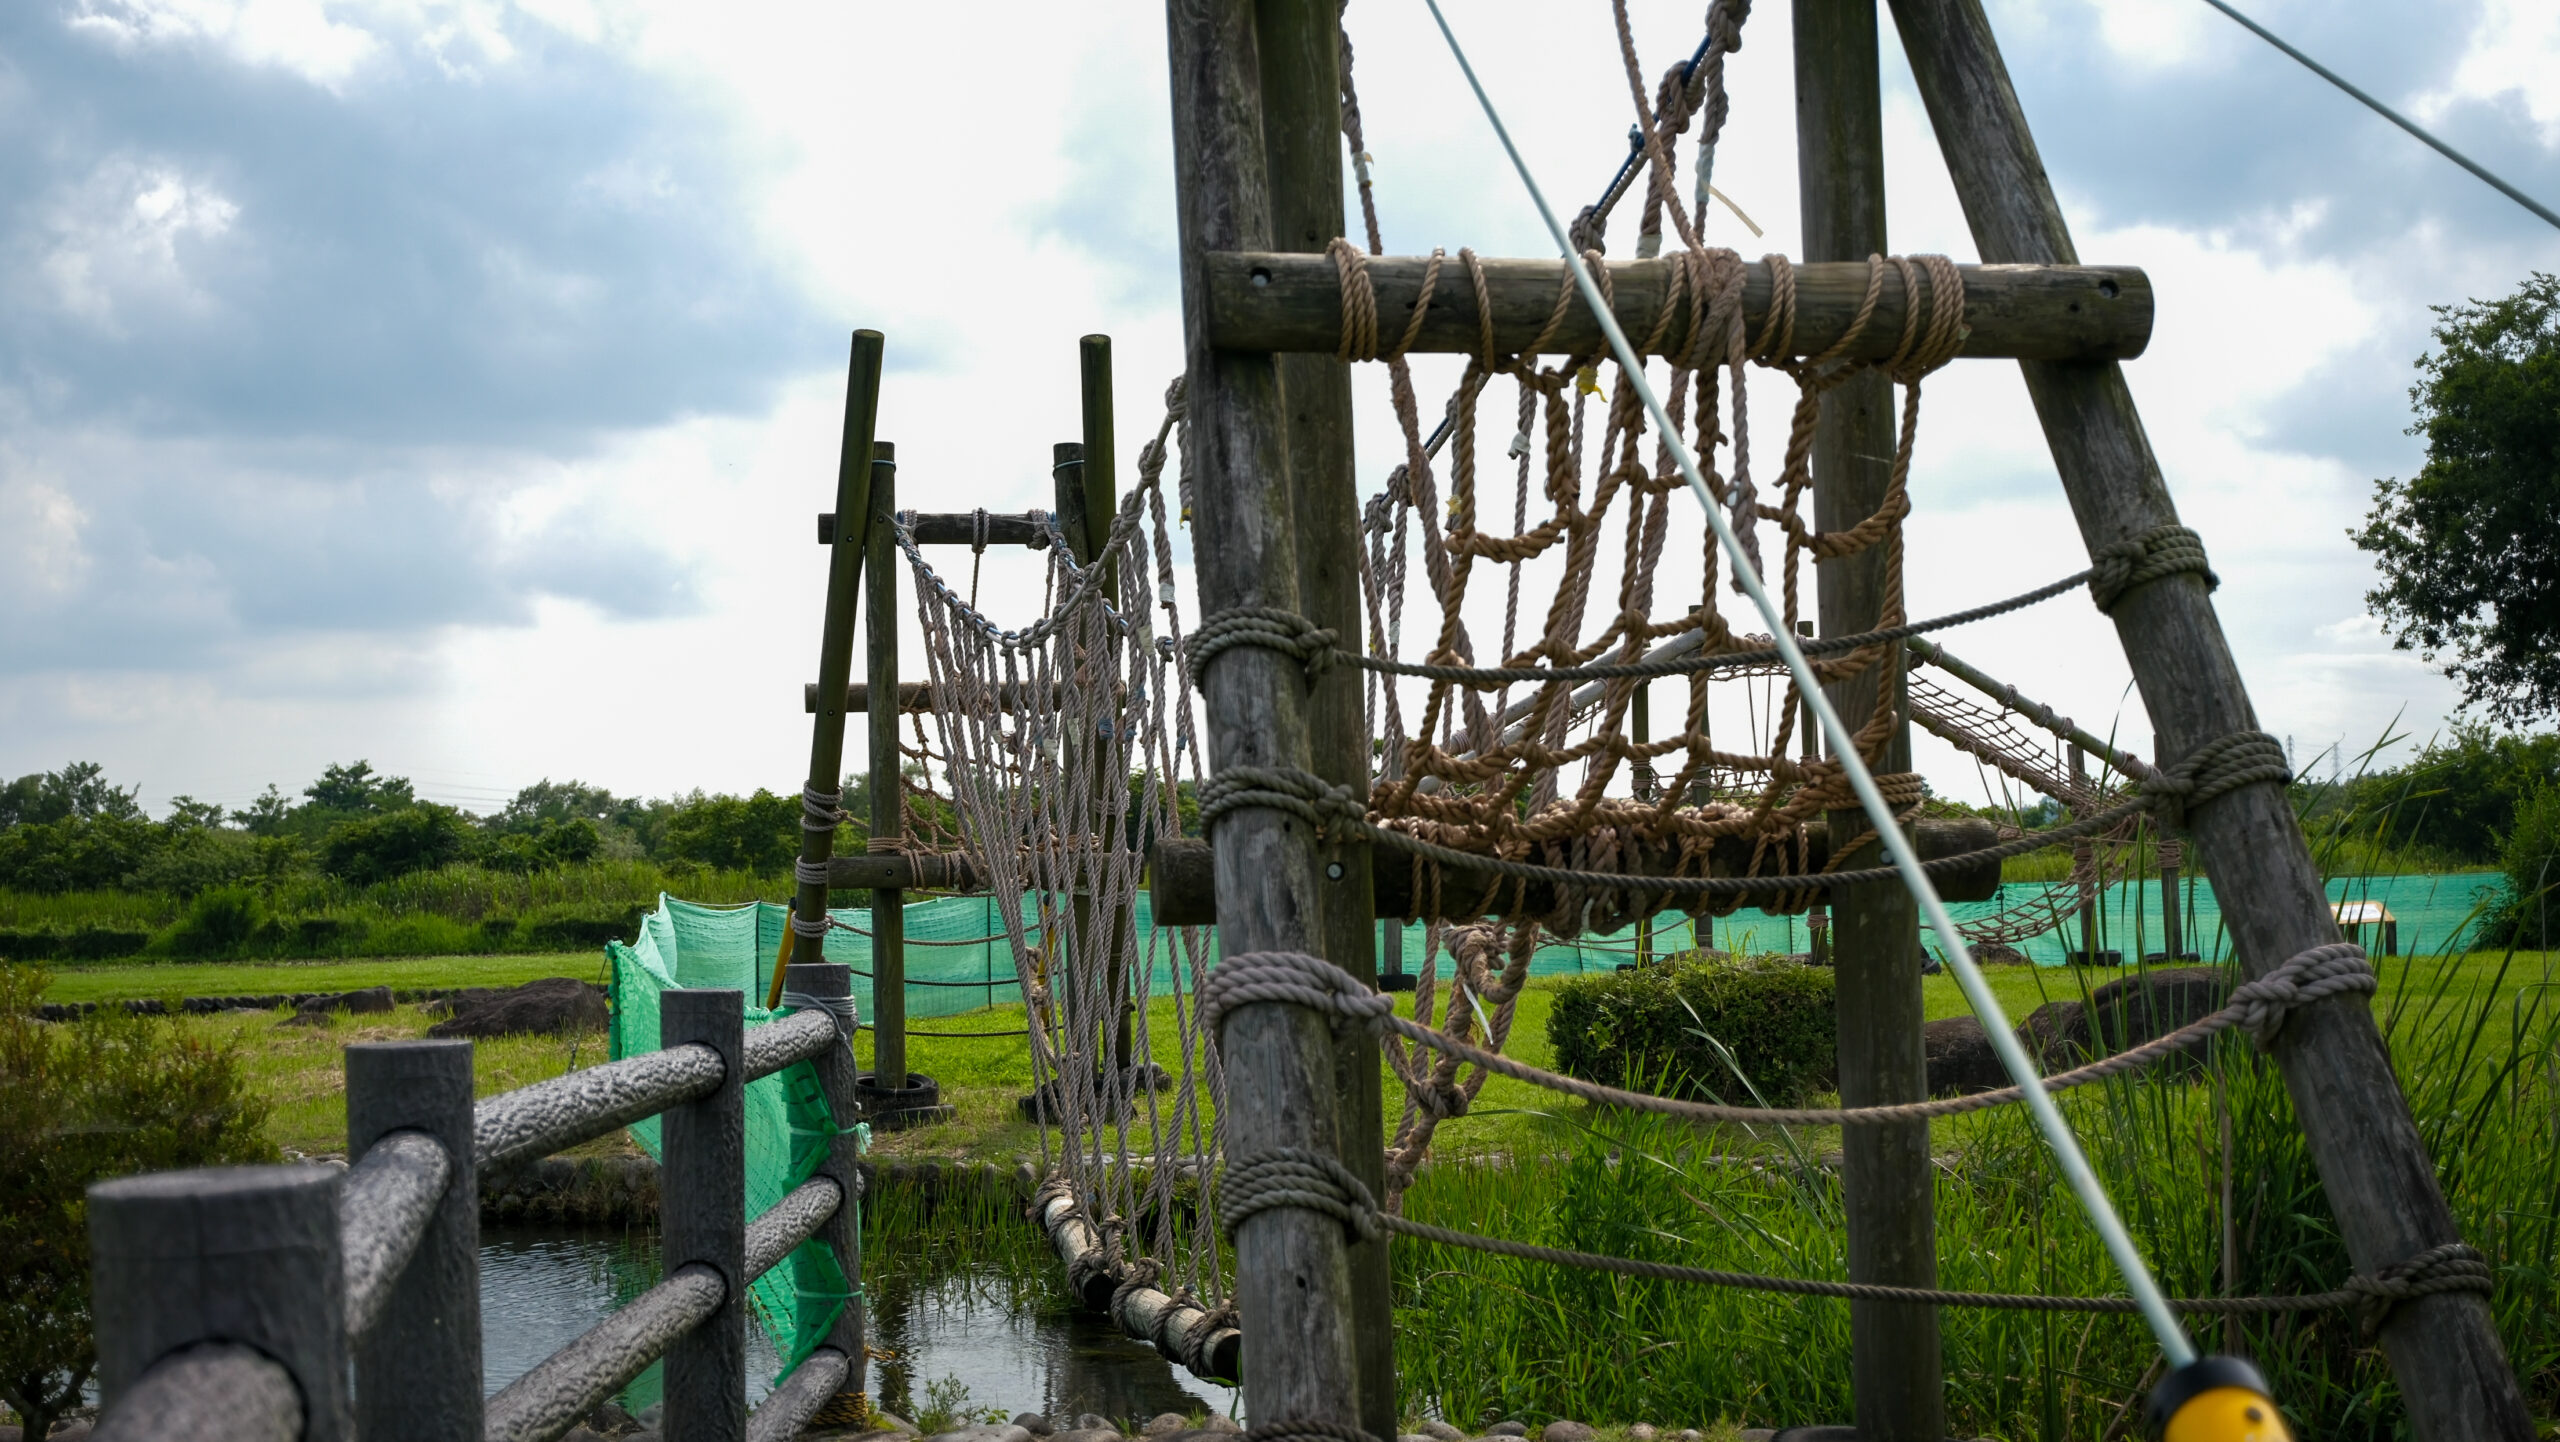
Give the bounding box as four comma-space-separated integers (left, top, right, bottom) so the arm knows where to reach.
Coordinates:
86, 966, 869, 1442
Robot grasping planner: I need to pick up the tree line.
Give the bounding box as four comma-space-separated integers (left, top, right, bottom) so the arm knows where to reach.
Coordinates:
0, 761, 847, 897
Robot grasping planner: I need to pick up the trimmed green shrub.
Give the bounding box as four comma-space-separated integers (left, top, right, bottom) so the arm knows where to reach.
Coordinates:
0, 926, 153, 962
1547, 953, 1837, 1102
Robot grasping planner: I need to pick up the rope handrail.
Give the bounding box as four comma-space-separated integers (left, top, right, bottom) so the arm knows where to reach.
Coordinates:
91, 1343, 301, 1442
744, 1176, 844, 1281
742, 1008, 837, 1082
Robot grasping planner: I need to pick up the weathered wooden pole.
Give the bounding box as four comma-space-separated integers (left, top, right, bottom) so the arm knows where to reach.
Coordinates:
1167, 0, 1366, 1431
662, 989, 747, 1442
1257, 0, 1394, 1428
2157, 837, 2185, 959
785, 960, 869, 1418
2070, 742, 2099, 963
1634, 682, 1653, 965
1077, 339, 1143, 1075
347, 1040, 482, 1441
866, 444, 909, 1101
789, 334, 886, 1003
1795, 4, 1944, 1435
1887, 1, 2531, 1433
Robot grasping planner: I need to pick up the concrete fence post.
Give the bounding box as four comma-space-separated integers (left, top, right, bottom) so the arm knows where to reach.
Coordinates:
662, 989, 746, 1442
90, 1164, 351, 1442
347, 1039, 483, 1442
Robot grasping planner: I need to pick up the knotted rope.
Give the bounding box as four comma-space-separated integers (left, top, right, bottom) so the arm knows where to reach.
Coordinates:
1221, 1146, 1383, 1243
1196, 766, 1367, 841
2089, 523, 2218, 613
1190, 606, 1339, 685
2227, 940, 2377, 1046
2144, 730, 2291, 831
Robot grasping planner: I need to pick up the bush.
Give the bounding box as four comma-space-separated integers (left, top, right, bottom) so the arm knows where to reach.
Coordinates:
522, 911, 645, 951
321, 803, 474, 886
2500, 780, 2560, 947
158, 886, 266, 957
127, 826, 266, 899
661, 789, 798, 874
0, 966, 276, 1440
0, 816, 162, 893
0, 926, 153, 962
1547, 953, 1838, 1103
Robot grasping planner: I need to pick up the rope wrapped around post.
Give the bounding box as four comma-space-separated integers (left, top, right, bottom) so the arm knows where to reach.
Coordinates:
793, 786, 846, 939
2088, 523, 2218, 613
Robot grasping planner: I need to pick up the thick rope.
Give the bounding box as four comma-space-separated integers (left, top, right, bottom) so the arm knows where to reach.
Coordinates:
1220, 1147, 1383, 1243
1196, 766, 1367, 841
1190, 606, 1339, 686
1203, 944, 2372, 1127
2088, 524, 2218, 614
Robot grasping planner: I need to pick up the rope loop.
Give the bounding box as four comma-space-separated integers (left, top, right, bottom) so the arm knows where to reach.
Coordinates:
800, 784, 844, 833
2089, 523, 2219, 613
2346, 1242, 2496, 1338
1221, 1146, 1383, 1244
1189, 606, 1339, 687
1197, 767, 1366, 843
1199, 949, 1393, 1037
2143, 730, 2291, 831
2229, 941, 2376, 1048
779, 988, 859, 1040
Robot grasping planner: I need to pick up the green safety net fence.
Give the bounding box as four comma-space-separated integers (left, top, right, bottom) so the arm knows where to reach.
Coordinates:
606, 896, 857, 1402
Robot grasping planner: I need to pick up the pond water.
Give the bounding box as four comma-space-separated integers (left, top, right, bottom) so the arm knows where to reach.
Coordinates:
479, 1227, 1241, 1423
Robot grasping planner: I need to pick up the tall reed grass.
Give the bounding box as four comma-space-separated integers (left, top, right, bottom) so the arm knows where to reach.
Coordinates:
1390, 949, 2558, 1436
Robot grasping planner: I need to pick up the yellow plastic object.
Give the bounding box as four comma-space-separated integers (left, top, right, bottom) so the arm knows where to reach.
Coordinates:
2163, 1385, 2293, 1442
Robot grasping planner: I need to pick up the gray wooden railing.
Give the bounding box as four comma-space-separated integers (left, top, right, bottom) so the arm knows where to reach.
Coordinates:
84, 964, 870, 1442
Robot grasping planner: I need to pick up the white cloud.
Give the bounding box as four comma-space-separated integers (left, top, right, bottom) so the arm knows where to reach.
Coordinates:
25, 158, 239, 331
70, 0, 384, 89
2422, 0, 2560, 143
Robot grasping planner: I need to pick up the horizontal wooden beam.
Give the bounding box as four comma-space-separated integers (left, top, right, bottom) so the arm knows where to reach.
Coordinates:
803, 681, 1123, 714
817, 511, 1052, 548
806, 682, 933, 714
824, 850, 984, 892
1203, 252, 2150, 361
1148, 817, 2003, 926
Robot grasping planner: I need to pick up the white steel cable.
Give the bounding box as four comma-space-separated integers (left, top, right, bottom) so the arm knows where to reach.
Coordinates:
1417, 0, 2196, 1369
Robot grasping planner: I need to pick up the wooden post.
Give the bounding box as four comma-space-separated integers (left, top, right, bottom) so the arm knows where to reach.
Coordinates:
1634, 682, 1653, 965
1886, 1, 2531, 1433
1167, 0, 1366, 1431
1796, 5, 1944, 1436
1256, 0, 1394, 1429
1078, 342, 1143, 1075
662, 990, 746, 1442
866, 445, 908, 1098
2158, 837, 2185, 959
791, 334, 887, 998
786, 961, 868, 1415
89, 1165, 350, 1442
2071, 743, 2099, 963
347, 1040, 482, 1442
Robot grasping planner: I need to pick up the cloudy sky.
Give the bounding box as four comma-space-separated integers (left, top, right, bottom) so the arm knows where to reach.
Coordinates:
1, 0, 2554, 817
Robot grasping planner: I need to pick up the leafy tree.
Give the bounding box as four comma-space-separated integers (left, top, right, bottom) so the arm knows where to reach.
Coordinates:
0, 763, 142, 829
2355, 273, 2560, 725
0, 967, 276, 1441
131, 827, 267, 900
231, 784, 297, 837
492, 778, 628, 833
0, 817, 160, 893
480, 817, 604, 873
160, 795, 228, 830
2333, 722, 2560, 863
302, 760, 416, 817
320, 803, 473, 885
662, 789, 801, 873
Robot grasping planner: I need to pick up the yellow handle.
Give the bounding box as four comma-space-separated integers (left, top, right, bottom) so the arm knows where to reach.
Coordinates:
2164, 1386, 2291, 1442
765, 918, 798, 1010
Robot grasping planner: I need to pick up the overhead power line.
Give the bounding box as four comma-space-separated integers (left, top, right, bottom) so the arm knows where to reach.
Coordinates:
2197, 0, 2560, 232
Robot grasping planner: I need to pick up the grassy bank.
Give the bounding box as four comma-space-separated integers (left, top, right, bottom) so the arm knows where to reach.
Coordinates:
105, 947, 2556, 1434
41, 952, 601, 1004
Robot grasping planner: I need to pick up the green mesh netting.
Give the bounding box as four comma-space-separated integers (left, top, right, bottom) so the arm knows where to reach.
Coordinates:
607, 895, 855, 1397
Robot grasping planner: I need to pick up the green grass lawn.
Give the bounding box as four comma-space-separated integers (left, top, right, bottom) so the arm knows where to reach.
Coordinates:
41, 951, 610, 1003
115, 947, 2553, 1168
